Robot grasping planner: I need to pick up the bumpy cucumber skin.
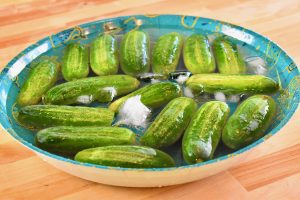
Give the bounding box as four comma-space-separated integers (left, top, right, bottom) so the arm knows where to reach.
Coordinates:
140, 97, 197, 149
74, 145, 175, 168
152, 32, 183, 75
35, 126, 135, 154
17, 59, 60, 107
183, 34, 216, 74
62, 43, 89, 81
213, 37, 246, 74
120, 30, 150, 76
16, 105, 114, 129
109, 82, 182, 112
222, 95, 276, 150
182, 101, 230, 164
186, 74, 279, 95
90, 34, 119, 75
43, 75, 140, 105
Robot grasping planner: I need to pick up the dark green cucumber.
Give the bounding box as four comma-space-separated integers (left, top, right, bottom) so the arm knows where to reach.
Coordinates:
62, 43, 89, 81
186, 74, 279, 95
120, 30, 150, 76
17, 58, 60, 106
90, 34, 119, 75
109, 82, 182, 112
212, 37, 246, 74
182, 101, 230, 164
74, 145, 175, 168
183, 34, 215, 74
152, 32, 183, 75
35, 126, 135, 154
222, 95, 276, 150
43, 75, 140, 105
15, 105, 114, 129
140, 97, 197, 148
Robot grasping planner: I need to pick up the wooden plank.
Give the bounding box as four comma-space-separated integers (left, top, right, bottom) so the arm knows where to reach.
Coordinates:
230, 144, 300, 191
57, 172, 247, 200
248, 173, 300, 200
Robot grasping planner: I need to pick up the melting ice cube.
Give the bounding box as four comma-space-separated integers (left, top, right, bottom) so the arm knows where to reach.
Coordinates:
76, 95, 93, 104
115, 95, 151, 128
151, 79, 161, 84
102, 87, 117, 100
175, 74, 189, 85
214, 92, 226, 102
228, 95, 240, 103
183, 87, 194, 98
245, 56, 267, 75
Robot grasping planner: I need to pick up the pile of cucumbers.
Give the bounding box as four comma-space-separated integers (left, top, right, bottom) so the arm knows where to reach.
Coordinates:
14, 30, 279, 168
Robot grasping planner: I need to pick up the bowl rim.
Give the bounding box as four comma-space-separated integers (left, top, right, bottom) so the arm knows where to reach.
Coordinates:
0, 14, 299, 172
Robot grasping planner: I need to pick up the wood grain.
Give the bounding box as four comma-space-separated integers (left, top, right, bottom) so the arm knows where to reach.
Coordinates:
0, 0, 299, 199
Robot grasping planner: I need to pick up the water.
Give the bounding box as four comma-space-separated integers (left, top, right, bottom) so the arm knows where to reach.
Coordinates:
8, 28, 280, 167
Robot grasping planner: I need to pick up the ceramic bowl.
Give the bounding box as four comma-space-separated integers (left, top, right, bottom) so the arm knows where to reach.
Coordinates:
0, 15, 299, 187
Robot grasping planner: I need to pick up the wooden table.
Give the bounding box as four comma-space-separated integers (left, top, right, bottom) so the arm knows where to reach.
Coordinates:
0, 0, 299, 199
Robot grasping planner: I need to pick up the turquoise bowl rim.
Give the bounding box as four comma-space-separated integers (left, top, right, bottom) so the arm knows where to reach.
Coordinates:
0, 14, 299, 172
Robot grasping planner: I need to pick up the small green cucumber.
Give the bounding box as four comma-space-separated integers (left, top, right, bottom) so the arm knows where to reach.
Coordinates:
120, 30, 150, 76
222, 95, 276, 150
75, 145, 175, 168
17, 58, 60, 107
212, 37, 246, 74
183, 34, 216, 74
152, 32, 183, 75
90, 34, 119, 75
62, 43, 89, 81
15, 105, 114, 129
43, 75, 140, 105
35, 126, 135, 154
186, 74, 279, 95
182, 101, 230, 164
140, 97, 197, 149
109, 82, 182, 112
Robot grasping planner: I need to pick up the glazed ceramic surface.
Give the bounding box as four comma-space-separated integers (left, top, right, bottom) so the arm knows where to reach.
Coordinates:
0, 15, 299, 187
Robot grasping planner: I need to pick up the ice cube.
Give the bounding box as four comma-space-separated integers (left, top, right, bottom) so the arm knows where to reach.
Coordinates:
76, 95, 93, 104
248, 120, 259, 131
102, 87, 117, 99
245, 56, 267, 75
175, 74, 189, 84
151, 79, 161, 84
115, 95, 151, 128
183, 87, 194, 98
214, 92, 226, 102
228, 95, 240, 103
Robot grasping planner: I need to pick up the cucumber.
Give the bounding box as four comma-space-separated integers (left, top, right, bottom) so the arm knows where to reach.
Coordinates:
186, 74, 279, 95
90, 34, 119, 75
43, 75, 140, 105
182, 101, 230, 164
74, 145, 175, 168
222, 95, 276, 149
62, 43, 89, 81
17, 58, 60, 107
152, 32, 183, 75
212, 37, 246, 74
15, 105, 114, 129
120, 30, 150, 76
109, 82, 182, 112
140, 97, 197, 148
35, 126, 135, 154
183, 34, 215, 74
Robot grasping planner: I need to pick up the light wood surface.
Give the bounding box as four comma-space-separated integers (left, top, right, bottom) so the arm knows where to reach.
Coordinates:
0, 0, 299, 199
